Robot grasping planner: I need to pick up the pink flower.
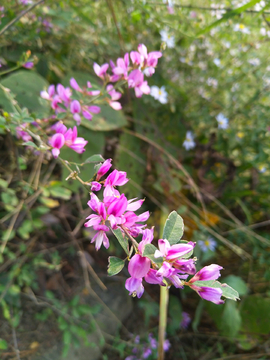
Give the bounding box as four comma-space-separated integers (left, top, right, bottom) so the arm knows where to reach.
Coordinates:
173, 258, 196, 275
85, 196, 107, 228
188, 264, 225, 305
134, 80, 150, 98
93, 62, 109, 79
49, 133, 65, 158
127, 198, 144, 212
130, 51, 142, 66
91, 182, 102, 192
154, 239, 195, 261
104, 169, 129, 196
23, 62, 34, 69
16, 124, 32, 142
189, 264, 223, 283
49, 124, 87, 157
86, 81, 101, 96
56, 84, 72, 105
138, 44, 148, 61
128, 254, 151, 279
70, 100, 81, 124
51, 121, 67, 134
70, 78, 82, 91
128, 70, 150, 98
130, 44, 162, 77
125, 277, 144, 298
112, 53, 129, 79
107, 193, 128, 218
196, 287, 224, 305
106, 85, 122, 110
144, 269, 165, 285
40, 85, 55, 100
96, 158, 112, 181
82, 105, 101, 121
65, 126, 87, 153
128, 70, 144, 88
91, 224, 110, 250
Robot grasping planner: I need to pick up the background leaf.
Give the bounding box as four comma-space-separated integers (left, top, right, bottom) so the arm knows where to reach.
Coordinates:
107, 256, 125, 276
0, 71, 50, 117
111, 228, 129, 255
192, 280, 240, 301
162, 211, 184, 245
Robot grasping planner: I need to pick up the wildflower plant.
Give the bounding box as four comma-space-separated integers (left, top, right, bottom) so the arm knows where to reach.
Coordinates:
0, 40, 239, 359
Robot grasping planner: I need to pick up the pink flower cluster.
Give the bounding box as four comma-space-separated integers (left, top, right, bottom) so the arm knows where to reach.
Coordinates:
40, 80, 101, 125
84, 159, 149, 250
94, 44, 162, 99
127, 237, 224, 303
49, 122, 88, 158
16, 123, 32, 142
40, 44, 162, 127
84, 159, 226, 305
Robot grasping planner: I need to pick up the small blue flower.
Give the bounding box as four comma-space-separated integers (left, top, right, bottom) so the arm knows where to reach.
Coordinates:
198, 237, 217, 252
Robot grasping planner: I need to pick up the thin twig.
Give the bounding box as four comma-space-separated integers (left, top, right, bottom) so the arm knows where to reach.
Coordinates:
105, 0, 125, 53
11, 325, 21, 360
0, 201, 23, 254
145, 1, 270, 14
120, 225, 139, 247
0, 0, 45, 36
123, 128, 207, 217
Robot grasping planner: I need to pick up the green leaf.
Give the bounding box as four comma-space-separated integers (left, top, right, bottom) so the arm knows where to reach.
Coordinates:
63, 330, 72, 345
222, 275, 248, 296
22, 117, 35, 123
107, 256, 125, 276
0, 179, 8, 188
50, 186, 72, 200
192, 280, 240, 301
240, 295, 270, 335
0, 116, 7, 125
192, 299, 204, 331
111, 228, 129, 255
206, 300, 241, 338
168, 296, 182, 335
221, 301, 242, 337
0, 71, 50, 117
162, 211, 184, 245
22, 141, 38, 148
17, 219, 33, 240
197, 0, 263, 36
143, 243, 163, 264
0, 339, 8, 350
80, 105, 127, 131
83, 154, 105, 164
2, 229, 15, 242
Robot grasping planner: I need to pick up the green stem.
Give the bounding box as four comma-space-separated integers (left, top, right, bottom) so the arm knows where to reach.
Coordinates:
58, 156, 90, 191
158, 285, 169, 360
158, 207, 170, 360
0, 65, 21, 77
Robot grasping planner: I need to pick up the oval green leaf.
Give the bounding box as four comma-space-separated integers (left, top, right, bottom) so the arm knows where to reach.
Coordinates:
108, 256, 125, 276
162, 211, 184, 245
